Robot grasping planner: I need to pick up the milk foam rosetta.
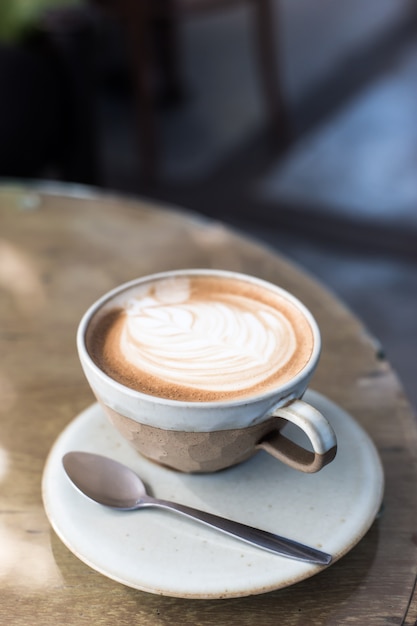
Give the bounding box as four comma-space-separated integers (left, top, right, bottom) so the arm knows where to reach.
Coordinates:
87, 275, 314, 401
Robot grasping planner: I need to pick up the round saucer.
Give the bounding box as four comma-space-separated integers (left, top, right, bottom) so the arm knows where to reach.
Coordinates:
42, 390, 384, 599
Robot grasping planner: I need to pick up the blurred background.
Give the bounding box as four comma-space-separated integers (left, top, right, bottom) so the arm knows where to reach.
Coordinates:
1, 0, 416, 408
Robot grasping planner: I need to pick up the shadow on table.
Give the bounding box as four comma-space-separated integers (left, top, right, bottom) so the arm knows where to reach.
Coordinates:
48, 520, 380, 623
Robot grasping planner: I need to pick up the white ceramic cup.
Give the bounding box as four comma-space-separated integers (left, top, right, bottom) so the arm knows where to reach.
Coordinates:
77, 269, 337, 473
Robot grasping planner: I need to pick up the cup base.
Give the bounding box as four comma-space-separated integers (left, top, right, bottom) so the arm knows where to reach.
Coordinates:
102, 403, 284, 473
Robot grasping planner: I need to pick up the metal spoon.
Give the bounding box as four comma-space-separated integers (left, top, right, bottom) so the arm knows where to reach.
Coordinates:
62, 451, 332, 565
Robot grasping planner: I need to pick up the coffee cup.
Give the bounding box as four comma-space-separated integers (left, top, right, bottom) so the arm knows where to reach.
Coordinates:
77, 269, 337, 473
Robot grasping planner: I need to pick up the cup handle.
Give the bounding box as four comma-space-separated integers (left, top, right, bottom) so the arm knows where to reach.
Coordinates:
256, 399, 337, 473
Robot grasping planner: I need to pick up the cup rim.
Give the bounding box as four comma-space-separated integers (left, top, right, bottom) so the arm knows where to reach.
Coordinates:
77, 269, 321, 408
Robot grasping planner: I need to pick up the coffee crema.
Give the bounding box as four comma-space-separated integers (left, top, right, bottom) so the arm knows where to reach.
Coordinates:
86, 274, 314, 402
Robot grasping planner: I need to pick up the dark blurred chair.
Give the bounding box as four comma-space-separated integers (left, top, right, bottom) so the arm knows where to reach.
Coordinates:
0, 7, 100, 185
91, 0, 290, 184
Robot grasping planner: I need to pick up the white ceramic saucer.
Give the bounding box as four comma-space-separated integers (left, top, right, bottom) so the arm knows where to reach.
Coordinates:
42, 390, 384, 599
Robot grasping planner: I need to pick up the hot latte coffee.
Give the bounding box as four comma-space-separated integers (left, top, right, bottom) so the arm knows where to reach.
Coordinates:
86, 273, 315, 402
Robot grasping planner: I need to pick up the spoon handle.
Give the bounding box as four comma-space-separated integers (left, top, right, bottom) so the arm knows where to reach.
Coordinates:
141, 496, 331, 565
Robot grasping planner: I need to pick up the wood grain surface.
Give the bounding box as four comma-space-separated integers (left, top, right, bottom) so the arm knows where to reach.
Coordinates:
1, 182, 416, 625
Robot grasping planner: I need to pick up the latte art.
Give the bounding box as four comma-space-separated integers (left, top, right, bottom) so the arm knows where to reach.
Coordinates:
120, 286, 297, 393
86, 274, 314, 401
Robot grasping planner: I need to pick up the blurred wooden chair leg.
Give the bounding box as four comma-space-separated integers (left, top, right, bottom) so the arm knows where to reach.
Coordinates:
119, 0, 158, 186
252, 0, 291, 148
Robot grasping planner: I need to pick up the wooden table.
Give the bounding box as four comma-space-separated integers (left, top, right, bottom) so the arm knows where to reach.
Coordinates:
1, 182, 417, 624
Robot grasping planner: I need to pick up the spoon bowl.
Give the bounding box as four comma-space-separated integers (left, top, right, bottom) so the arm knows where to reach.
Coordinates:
63, 451, 147, 510
62, 451, 332, 565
